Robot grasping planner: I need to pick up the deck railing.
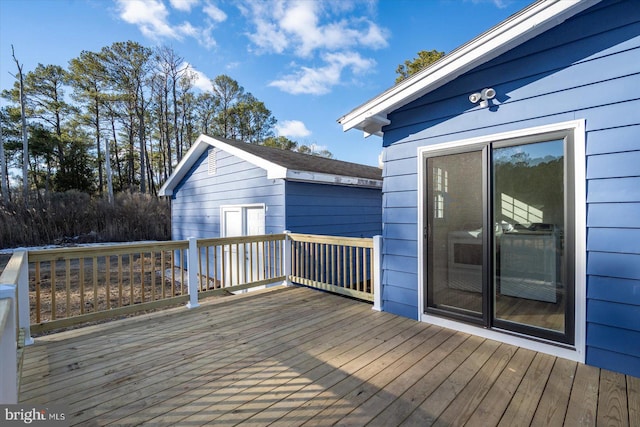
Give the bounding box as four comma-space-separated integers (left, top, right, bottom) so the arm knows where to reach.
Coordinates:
27, 241, 191, 334
1, 232, 381, 401
5, 232, 380, 336
0, 251, 31, 404
288, 233, 381, 307
195, 234, 287, 297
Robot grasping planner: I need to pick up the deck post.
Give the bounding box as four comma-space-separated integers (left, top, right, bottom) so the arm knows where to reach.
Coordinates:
0, 284, 18, 404
16, 251, 33, 345
283, 231, 293, 286
372, 235, 382, 311
186, 237, 200, 309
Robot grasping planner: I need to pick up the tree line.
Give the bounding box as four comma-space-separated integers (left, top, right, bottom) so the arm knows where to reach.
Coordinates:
1, 41, 330, 203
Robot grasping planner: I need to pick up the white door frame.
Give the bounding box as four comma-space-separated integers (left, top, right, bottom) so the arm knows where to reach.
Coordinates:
416, 119, 586, 362
220, 204, 266, 286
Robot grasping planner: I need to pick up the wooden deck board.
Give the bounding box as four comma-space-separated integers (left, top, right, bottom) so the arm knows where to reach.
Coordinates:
129, 306, 412, 425
241, 319, 431, 427
598, 369, 630, 427
497, 351, 556, 427
18, 286, 639, 426
628, 375, 640, 427
531, 357, 577, 427
565, 363, 600, 426
465, 346, 536, 427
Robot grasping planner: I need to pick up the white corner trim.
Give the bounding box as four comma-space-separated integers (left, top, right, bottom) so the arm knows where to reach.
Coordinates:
339, 0, 601, 137
416, 119, 586, 363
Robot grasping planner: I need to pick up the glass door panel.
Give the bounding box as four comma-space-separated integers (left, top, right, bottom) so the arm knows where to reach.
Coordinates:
492, 140, 568, 336
426, 151, 484, 318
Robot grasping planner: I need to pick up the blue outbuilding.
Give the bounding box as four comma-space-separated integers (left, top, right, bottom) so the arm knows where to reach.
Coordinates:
340, 0, 640, 377
159, 134, 382, 240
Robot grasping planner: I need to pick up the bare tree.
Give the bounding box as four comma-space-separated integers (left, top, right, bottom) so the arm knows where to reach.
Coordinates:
11, 45, 28, 204
0, 122, 9, 202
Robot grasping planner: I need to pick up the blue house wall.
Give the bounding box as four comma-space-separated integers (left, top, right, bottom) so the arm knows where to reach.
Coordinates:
379, 0, 640, 376
171, 147, 382, 240
170, 147, 285, 240
285, 181, 382, 238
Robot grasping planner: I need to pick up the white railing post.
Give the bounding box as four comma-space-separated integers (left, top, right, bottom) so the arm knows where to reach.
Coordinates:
372, 235, 382, 311
186, 237, 200, 309
17, 251, 33, 345
0, 284, 18, 404
283, 231, 292, 286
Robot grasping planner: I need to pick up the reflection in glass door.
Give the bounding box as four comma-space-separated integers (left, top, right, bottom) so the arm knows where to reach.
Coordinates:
426, 151, 484, 320
424, 137, 574, 345
493, 140, 571, 342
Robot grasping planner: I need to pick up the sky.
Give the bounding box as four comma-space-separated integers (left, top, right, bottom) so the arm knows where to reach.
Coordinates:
0, 0, 532, 167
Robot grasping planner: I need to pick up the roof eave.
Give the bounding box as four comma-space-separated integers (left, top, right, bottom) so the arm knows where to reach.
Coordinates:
158, 134, 210, 196
285, 170, 383, 188
158, 134, 288, 196
338, 0, 602, 137
158, 134, 383, 196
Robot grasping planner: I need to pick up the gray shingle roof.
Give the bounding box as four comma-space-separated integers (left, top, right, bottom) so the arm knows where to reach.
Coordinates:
216, 136, 382, 181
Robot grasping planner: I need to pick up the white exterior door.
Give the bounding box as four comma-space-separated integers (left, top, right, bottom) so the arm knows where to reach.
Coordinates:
221, 205, 265, 287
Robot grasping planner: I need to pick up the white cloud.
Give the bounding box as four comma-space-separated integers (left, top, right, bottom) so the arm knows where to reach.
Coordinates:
195, 24, 218, 49
247, 19, 289, 54
116, 0, 177, 40
185, 62, 214, 92
176, 21, 198, 37
276, 120, 311, 138
242, 0, 389, 57
269, 51, 375, 95
241, 0, 386, 95
203, 2, 227, 22
115, 0, 223, 49
169, 0, 200, 12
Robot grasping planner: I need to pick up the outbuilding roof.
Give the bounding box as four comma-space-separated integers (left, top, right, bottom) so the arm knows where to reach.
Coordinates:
158, 134, 382, 196
338, 0, 602, 137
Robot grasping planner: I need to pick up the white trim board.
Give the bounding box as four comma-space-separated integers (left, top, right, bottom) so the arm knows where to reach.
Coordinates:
159, 134, 382, 196
415, 119, 586, 363
338, 0, 601, 137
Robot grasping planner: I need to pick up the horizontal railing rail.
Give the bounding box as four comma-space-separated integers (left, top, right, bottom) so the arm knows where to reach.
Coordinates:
28, 241, 190, 333
287, 233, 376, 302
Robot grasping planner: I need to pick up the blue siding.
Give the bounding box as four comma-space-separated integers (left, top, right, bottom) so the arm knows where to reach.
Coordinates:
588, 276, 640, 305
171, 148, 382, 240
284, 181, 382, 237
378, 0, 640, 375
586, 324, 640, 378
171, 148, 285, 239
587, 177, 640, 203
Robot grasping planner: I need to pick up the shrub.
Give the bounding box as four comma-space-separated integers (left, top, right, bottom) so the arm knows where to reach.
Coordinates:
0, 191, 171, 249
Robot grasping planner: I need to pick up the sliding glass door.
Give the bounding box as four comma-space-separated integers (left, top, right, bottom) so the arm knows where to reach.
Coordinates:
426, 150, 485, 322
424, 135, 574, 345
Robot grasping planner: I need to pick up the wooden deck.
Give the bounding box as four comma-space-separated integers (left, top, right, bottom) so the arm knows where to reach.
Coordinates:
20, 286, 639, 426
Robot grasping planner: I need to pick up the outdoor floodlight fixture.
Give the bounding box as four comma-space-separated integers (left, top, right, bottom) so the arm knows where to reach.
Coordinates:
469, 87, 496, 108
